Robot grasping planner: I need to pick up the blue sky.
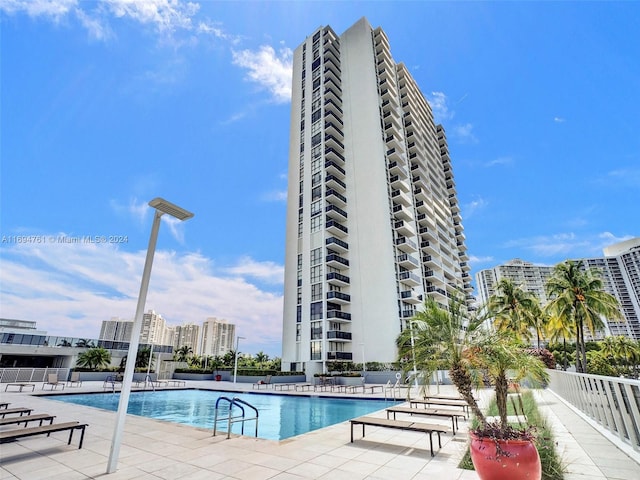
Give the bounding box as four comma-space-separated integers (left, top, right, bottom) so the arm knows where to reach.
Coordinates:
1, 1, 638, 357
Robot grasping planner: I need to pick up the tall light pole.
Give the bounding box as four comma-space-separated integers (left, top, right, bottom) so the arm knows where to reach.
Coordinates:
233, 336, 246, 383
107, 198, 193, 474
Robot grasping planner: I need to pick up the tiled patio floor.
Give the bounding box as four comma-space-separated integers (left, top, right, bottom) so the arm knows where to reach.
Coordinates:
1, 382, 638, 479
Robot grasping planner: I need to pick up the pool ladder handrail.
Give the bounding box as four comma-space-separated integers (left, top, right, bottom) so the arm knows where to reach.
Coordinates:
212, 396, 259, 439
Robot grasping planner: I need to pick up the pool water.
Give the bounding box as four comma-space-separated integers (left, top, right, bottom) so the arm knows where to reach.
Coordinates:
49, 389, 398, 440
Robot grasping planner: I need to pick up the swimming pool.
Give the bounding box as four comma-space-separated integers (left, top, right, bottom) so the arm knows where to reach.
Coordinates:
49, 390, 399, 440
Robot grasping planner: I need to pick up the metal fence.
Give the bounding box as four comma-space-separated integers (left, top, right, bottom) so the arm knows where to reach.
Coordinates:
548, 369, 640, 453
0, 367, 71, 383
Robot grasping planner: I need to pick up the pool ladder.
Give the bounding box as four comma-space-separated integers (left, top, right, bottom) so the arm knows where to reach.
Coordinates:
212, 396, 259, 439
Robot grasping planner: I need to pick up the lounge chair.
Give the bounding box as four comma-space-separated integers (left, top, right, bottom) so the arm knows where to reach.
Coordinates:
0, 413, 56, 427
253, 375, 272, 389
349, 416, 449, 457
43, 374, 65, 390
0, 421, 88, 449
67, 372, 82, 387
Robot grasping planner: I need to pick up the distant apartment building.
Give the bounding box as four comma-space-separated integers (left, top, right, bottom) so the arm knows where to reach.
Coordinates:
281, 18, 472, 375
99, 317, 133, 342
173, 323, 201, 353
475, 259, 554, 307
475, 238, 640, 340
200, 317, 235, 357
140, 310, 166, 345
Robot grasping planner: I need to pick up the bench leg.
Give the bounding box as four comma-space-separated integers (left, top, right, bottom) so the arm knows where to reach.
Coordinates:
429, 432, 434, 457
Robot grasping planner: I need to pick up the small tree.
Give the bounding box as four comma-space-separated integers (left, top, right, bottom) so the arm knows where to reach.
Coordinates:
76, 347, 111, 370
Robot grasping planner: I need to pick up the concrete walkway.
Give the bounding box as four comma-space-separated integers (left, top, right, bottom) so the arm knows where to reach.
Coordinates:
0, 382, 638, 479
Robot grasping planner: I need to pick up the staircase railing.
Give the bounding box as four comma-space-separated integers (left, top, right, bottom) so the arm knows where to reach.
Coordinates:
212, 396, 259, 439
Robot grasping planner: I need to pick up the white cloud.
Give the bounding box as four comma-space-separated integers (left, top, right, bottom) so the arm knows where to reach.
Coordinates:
603, 167, 640, 187
484, 156, 513, 168
0, 0, 77, 20
463, 197, 488, 218
451, 123, 478, 143
503, 232, 635, 260
554, 117, 566, 123
261, 190, 288, 202
468, 254, 494, 266
232, 45, 293, 103
102, 0, 199, 34
427, 91, 454, 123
0, 239, 284, 356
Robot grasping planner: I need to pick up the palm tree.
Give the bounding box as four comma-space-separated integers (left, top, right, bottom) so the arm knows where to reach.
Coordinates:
467, 332, 549, 429
222, 350, 236, 367
545, 260, 622, 373
76, 347, 111, 370
174, 345, 193, 362
255, 351, 270, 369
546, 314, 574, 370
397, 297, 486, 422
489, 278, 538, 343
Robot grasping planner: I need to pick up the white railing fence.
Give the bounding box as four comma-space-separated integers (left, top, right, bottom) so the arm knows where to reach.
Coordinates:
0, 367, 71, 383
548, 369, 640, 454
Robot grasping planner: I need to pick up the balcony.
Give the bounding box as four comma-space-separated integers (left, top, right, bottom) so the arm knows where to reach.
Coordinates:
327, 330, 352, 341
326, 188, 347, 207
326, 219, 348, 237
326, 253, 349, 267
395, 236, 418, 253
324, 98, 343, 116
400, 290, 422, 304
324, 121, 343, 139
325, 203, 347, 220
327, 271, 350, 286
325, 174, 346, 191
325, 160, 345, 176
327, 351, 353, 360
398, 271, 421, 286
414, 186, 428, 202
326, 236, 348, 253
394, 219, 414, 237
327, 291, 351, 304
392, 203, 412, 221
325, 147, 345, 164
327, 310, 352, 321
397, 252, 419, 269
325, 134, 344, 152
421, 240, 438, 255
391, 189, 411, 206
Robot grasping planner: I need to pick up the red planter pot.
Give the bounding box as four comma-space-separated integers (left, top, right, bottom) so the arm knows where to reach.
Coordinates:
469, 433, 541, 480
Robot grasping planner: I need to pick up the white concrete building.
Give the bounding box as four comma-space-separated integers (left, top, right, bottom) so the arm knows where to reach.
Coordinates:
282, 18, 472, 375
173, 322, 200, 353
200, 317, 235, 357
99, 317, 133, 342
474, 238, 640, 340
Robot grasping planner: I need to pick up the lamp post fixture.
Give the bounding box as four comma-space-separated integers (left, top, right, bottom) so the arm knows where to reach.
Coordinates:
233, 336, 246, 383
107, 198, 193, 474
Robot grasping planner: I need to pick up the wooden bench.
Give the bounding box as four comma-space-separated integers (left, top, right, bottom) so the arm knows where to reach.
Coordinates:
410, 398, 469, 417
386, 406, 465, 434
0, 407, 34, 418
0, 414, 56, 428
0, 402, 9, 409
349, 416, 449, 456
0, 421, 88, 449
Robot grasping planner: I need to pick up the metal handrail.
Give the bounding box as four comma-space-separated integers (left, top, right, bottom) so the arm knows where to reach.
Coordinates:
212, 396, 259, 439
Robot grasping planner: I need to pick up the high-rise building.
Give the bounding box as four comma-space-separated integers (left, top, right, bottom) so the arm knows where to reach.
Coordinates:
200, 317, 236, 357
99, 317, 133, 342
140, 310, 166, 345
475, 259, 554, 307
281, 18, 472, 375
173, 323, 200, 353
474, 238, 640, 340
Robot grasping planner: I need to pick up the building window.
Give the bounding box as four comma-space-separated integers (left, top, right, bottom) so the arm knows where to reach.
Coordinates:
310, 265, 323, 283
311, 248, 322, 265
311, 200, 322, 217
312, 172, 321, 186
311, 158, 321, 174
310, 302, 323, 320
311, 132, 321, 146
310, 215, 322, 233
312, 186, 322, 201
312, 145, 322, 158
311, 321, 322, 339
311, 283, 323, 301
296, 324, 301, 341
310, 341, 322, 360
312, 110, 322, 123
296, 305, 302, 323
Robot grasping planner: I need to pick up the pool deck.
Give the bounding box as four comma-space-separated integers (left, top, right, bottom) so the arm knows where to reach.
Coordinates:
1, 381, 639, 479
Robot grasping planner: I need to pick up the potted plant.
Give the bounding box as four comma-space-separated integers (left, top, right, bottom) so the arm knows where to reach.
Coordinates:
211, 356, 223, 381
466, 332, 549, 480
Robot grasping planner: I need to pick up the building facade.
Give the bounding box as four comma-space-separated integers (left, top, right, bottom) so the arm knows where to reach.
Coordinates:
474, 238, 640, 340
200, 317, 235, 357
172, 323, 201, 353
282, 18, 472, 375
99, 317, 134, 342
